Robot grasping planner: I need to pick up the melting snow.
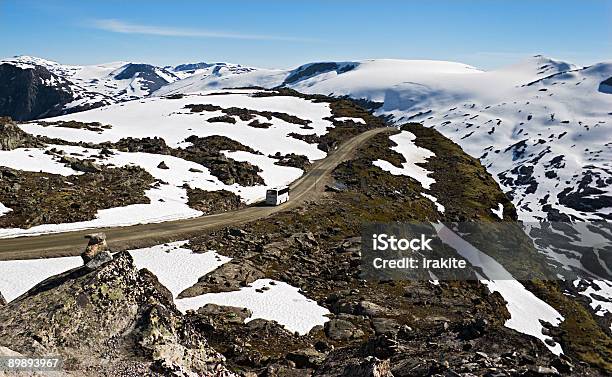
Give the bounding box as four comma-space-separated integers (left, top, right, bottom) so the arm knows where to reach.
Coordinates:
0, 148, 83, 176
175, 278, 330, 335
128, 242, 330, 334
0, 203, 11, 217
491, 203, 504, 219
335, 116, 365, 124
421, 193, 445, 213
129, 241, 231, 298
373, 130, 436, 189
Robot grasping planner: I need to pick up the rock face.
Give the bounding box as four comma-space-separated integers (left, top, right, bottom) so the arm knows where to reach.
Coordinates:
113, 63, 177, 95
0, 252, 234, 376
0, 64, 75, 121
0, 291, 6, 306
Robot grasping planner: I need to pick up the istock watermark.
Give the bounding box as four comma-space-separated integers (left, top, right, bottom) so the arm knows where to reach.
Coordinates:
370, 233, 467, 270
361, 222, 612, 281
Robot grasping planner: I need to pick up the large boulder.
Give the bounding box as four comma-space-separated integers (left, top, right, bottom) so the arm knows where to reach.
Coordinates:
0, 252, 234, 376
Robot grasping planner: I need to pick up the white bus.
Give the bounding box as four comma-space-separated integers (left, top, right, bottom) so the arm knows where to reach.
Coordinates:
266, 186, 290, 205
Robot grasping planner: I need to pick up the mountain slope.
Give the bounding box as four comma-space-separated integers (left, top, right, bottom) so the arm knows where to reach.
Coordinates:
161, 55, 610, 223
0, 56, 181, 120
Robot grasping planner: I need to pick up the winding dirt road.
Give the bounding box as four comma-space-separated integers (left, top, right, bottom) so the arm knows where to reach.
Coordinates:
0, 128, 392, 260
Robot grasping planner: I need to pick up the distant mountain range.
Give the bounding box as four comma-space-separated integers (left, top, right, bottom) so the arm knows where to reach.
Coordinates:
1, 54, 611, 224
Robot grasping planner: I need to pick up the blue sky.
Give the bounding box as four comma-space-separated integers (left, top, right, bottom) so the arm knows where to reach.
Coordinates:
1, 0, 610, 69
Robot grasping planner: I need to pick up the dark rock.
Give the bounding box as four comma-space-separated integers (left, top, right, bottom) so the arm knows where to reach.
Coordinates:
208, 115, 236, 124
458, 317, 489, 340
157, 161, 169, 170
286, 347, 325, 369
59, 156, 102, 173
0, 118, 38, 150
324, 319, 363, 341
550, 356, 573, 373
178, 260, 264, 297
339, 356, 392, 377
84, 250, 113, 270
371, 317, 400, 336
362, 335, 398, 359
0, 291, 6, 306
0, 63, 75, 121
197, 303, 252, 324
113, 63, 176, 93
187, 188, 245, 215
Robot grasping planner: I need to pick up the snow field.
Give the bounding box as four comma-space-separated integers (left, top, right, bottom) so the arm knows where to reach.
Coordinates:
2, 91, 339, 236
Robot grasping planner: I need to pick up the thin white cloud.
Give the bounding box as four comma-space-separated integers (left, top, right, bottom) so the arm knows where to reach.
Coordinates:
90, 19, 315, 42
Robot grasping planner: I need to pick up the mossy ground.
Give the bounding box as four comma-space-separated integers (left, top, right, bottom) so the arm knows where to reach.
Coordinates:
0, 165, 154, 228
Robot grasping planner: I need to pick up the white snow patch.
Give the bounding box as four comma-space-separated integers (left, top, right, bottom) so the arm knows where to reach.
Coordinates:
0, 256, 82, 302
0, 148, 82, 176
335, 116, 365, 124
129, 241, 231, 298
0, 202, 12, 217
373, 130, 436, 189
175, 278, 330, 334
491, 203, 504, 219
421, 193, 445, 213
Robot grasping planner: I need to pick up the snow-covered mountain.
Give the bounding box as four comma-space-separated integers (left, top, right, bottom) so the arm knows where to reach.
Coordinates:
157, 62, 286, 94
155, 55, 612, 223
0, 56, 182, 120
2, 54, 611, 223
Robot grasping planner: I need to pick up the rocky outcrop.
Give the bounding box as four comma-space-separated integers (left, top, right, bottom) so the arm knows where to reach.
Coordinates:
0, 64, 75, 121
283, 62, 357, 85
0, 251, 234, 376
178, 260, 264, 298
0, 165, 154, 229
599, 77, 612, 94
0, 117, 39, 150
0, 291, 5, 306
186, 188, 245, 215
